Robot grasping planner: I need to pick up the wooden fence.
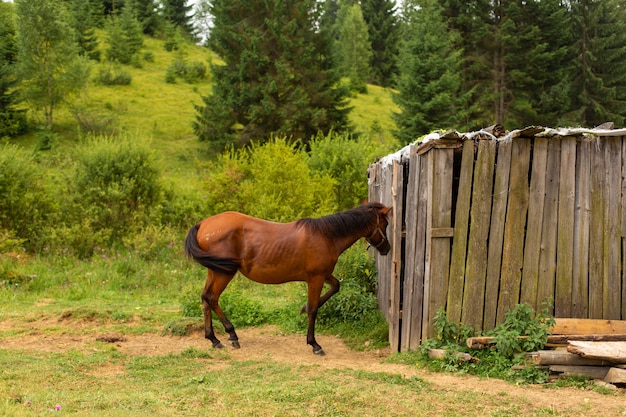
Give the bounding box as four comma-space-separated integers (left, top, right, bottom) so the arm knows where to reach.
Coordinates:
368, 127, 626, 352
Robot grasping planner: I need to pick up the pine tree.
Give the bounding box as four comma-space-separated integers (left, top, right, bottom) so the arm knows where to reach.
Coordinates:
393, 0, 465, 142
568, 0, 626, 126
68, 0, 101, 61
162, 0, 195, 38
0, 1, 25, 138
194, 0, 351, 149
338, 3, 373, 93
105, 3, 143, 64
361, 0, 400, 87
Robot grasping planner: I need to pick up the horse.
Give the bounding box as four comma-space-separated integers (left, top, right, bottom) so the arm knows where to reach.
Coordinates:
184, 202, 392, 355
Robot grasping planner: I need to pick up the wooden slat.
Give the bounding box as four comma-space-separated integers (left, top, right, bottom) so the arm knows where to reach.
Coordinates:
461, 140, 496, 330
551, 318, 626, 335
447, 140, 474, 324
622, 137, 626, 320
400, 147, 421, 351
497, 138, 531, 324
520, 137, 548, 308
536, 139, 561, 308
421, 152, 435, 339
604, 137, 621, 319
573, 139, 591, 318
589, 139, 605, 318
388, 160, 404, 352
484, 139, 512, 331
555, 137, 576, 317
567, 341, 626, 362
425, 149, 453, 338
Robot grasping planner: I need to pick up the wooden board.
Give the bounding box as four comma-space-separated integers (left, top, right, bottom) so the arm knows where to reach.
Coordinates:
536, 139, 561, 308
549, 365, 610, 379
462, 140, 496, 330
447, 140, 474, 324
520, 137, 548, 307
603, 137, 621, 319
551, 318, 626, 335
567, 341, 626, 362
425, 149, 454, 338
572, 139, 591, 318
555, 137, 576, 317
497, 138, 531, 324
530, 350, 614, 366
400, 146, 422, 352
589, 139, 605, 318
483, 139, 512, 331
388, 159, 404, 352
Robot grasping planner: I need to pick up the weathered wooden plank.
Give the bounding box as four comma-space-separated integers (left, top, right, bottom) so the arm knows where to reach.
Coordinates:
497, 138, 531, 324
573, 139, 591, 318
462, 140, 496, 330
555, 137, 576, 317
551, 318, 626, 335
567, 341, 626, 362
484, 140, 513, 331
520, 137, 548, 308
426, 149, 454, 338
604, 137, 621, 319
467, 334, 626, 349
421, 152, 435, 339
549, 365, 610, 380
589, 138, 605, 318
400, 147, 420, 352
388, 160, 404, 352
447, 140, 475, 324
622, 137, 626, 320
531, 350, 614, 366
604, 367, 626, 383
536, 139, 561, 309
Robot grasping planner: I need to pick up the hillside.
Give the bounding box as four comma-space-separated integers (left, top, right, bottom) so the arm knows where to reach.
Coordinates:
12, 35, 400, 176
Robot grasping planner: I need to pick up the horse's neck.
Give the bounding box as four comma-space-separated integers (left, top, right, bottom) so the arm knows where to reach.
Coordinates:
334, 234, 365, 255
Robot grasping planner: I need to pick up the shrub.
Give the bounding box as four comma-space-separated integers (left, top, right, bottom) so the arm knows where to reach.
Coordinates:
0, 144, 57, 251
96, 66, 132, 86
166, 59, 206, 83
73, 135, 163, 245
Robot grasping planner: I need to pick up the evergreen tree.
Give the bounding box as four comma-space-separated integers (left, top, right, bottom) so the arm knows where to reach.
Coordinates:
361, 0, 400, 87
105, 3, 143, 64
133, 0, 161, 35
15, 0, 90, 129
568, 0, 626, 126
338, 3, 373, 93
162, 0, 195, 38
393, 0, 465, 142
0, 1, 25, 138
68, 0, 101, 61
501, 0, 573, 127
194, 0, 351, 149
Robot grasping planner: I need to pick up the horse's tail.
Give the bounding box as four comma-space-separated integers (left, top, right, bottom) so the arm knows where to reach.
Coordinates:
184, 223, 240, 275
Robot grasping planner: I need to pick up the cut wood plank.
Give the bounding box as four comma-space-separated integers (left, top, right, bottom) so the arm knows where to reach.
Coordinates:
467, 334, 626, 349
428, 349, 478, 363
549, 365, 610, 380
566, 341, 626, 362
530, 350, 613, 366
604, 367, 626, 384
551, 318, 626, 335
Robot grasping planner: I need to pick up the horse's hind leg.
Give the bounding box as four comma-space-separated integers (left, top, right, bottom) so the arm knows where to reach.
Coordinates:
201, 271, 239, 349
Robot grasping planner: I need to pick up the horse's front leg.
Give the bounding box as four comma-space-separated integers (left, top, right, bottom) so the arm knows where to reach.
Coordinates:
305, 278, 325, 355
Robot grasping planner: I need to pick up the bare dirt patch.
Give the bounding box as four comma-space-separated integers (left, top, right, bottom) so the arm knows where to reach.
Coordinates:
1, 319, 625, 416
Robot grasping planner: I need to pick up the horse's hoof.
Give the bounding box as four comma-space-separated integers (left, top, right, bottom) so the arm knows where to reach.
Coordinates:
213, 342, 225, 349
231, 340, 241, 349
313, 348, 325, 356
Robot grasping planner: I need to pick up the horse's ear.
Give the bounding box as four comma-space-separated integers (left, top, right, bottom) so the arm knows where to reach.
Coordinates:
381, 206, 392, 216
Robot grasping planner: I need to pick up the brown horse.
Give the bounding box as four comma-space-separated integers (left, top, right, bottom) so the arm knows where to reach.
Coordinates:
184, 202, 391, 355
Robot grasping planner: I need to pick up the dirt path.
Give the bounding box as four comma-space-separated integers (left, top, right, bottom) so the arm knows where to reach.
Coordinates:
2, 322, 625, 416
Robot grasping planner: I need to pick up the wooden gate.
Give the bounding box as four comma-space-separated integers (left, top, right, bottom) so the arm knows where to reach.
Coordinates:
368, 127, 626, 352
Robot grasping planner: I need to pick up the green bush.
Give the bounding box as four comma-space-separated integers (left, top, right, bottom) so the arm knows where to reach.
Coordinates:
0, 144, 57, 251
201, 138, 337, 221
96, 66, 132, 85
73, 135, 163, 245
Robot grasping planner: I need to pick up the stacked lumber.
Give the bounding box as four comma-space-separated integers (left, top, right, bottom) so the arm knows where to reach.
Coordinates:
470, 318, 626, 384
532, 319, 626, 384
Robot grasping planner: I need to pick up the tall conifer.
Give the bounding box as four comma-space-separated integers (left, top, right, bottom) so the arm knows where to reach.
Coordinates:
361, 0, 400, 87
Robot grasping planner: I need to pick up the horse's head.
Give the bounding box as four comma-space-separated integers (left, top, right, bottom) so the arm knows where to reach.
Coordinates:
366, 204, 392, 255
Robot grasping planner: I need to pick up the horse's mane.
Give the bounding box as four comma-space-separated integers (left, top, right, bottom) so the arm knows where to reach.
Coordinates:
295, 202, 385, 238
